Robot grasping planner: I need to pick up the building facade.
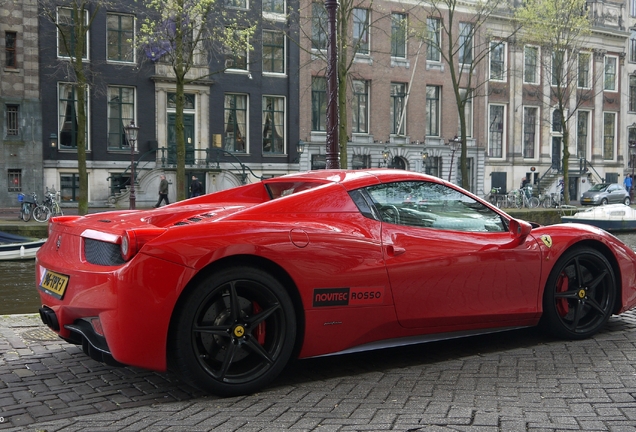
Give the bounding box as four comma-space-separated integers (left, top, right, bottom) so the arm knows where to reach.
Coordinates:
33, 0, 300, 208
0, 0, 42, 206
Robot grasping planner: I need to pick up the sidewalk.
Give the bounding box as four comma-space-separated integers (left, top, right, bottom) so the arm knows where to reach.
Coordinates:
2, 311, 636, 431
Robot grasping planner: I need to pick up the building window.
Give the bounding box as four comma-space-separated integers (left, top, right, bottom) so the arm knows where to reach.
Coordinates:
390, 82, 406, 135
578, 52, 591, 89
311, 77, 326, 131
263, 30, 285, 74
225, 0, 247, 8
604, 56, 617, 91
352, 80, 368, 134
107, 14, 134, 62
391, 13, 407, 59
58, 83, 89, 149
262, 96, 285, 154
6, 104, 19, 136
224, 94, 247, 153
488, 105, 504, 158
7, 169, 21, 192
168, 93, 195, 109
577, 111, 589, 159
426, 18, 441, 62
631, 76, 636, 112
631, 31, 636, 62
489, 41, 505, 81
426, 85, 440, 137
632, 0, 636, 17
312, 3, 327, 51
353, 8, 369, 55
107, 86, 135, 150
424, 156, 441, 178
551, 50, 565, 86
60, 173, 81, 202
263, 0, 284, 14
603, 112, 615, 160
523, 107, 537, 159
57, 7, 88, 59
225, 31, 248, 70
459, 89, 472, 138
524, 46, 538, 84
5, 31, 16, 68
459, 23, 473, 65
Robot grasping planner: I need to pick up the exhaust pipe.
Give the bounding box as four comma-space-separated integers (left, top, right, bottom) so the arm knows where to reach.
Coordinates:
39, 306, 60, 332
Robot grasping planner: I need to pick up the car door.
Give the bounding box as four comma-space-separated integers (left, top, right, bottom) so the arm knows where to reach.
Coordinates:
363, 180, 543, 330
607, 184, 624, 203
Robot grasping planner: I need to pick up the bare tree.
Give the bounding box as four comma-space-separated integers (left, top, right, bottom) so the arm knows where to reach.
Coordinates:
138, 0, 254, 201
40, 0, 99, 215
514, 0, 593, 204
414, 0, 516, 190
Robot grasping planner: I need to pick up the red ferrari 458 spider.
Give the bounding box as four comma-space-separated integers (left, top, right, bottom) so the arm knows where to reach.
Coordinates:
36, 169, 636, 396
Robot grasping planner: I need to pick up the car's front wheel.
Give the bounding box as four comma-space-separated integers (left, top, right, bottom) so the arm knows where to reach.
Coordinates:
624, 197, 631, 206
540, 247, 616, 340
169, 267, 297, 397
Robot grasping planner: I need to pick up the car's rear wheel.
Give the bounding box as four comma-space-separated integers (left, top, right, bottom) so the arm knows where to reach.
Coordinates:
170, 267, 296, 397
540, 247, 615, 340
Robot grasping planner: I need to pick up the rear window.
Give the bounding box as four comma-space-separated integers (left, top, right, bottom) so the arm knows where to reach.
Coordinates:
265, 182, 322, 199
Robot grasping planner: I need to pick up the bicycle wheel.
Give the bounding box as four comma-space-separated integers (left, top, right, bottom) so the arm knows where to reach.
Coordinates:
21, 203, 32, 222
541, 196, 553, 208
528, 197, 540, 208
53, 202, 63, 216
33, 205, 51, 222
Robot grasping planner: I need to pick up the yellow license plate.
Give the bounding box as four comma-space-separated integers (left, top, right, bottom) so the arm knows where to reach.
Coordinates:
39, 270, 69, 299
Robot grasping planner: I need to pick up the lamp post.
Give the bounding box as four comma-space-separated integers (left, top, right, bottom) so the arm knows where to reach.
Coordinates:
447, 136, 461, 182
630, 142, 636, 203
124, 121, 139, 210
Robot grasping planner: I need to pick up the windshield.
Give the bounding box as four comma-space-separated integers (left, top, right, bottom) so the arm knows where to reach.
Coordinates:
588, 184, 609, 192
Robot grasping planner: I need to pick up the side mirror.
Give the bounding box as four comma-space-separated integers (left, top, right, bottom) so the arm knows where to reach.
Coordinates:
508, 218, 533, 243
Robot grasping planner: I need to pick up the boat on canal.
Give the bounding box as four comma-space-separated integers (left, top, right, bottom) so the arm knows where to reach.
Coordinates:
560, 204, 636, 232
0, 231, 45, 260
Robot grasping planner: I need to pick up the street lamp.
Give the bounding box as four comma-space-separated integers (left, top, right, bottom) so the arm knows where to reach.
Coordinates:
447, 136, 461, 182
124, 120, 139, 210
630, 141, 636, 203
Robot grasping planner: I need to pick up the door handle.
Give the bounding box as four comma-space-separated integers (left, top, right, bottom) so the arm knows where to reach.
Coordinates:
386, 245, 406, 256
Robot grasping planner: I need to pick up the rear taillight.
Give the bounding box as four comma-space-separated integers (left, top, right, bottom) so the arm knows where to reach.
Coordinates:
120, 228, 166, 261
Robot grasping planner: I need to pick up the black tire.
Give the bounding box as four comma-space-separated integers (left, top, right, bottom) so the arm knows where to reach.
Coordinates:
540, 247, 616, 340
33, 205, 51, 223
21, 203, 32, 222
170, 267, 297, 396
624, 197, 631, 206
600, 198, 608, 205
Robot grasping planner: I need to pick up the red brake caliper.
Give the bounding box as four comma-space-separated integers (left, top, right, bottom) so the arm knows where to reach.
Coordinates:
556, 272, 569, 317
252, 303, 266, 345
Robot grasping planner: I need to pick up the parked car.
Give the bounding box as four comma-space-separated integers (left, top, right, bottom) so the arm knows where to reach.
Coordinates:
580, 183, 630, 206
36, 169, 636, 397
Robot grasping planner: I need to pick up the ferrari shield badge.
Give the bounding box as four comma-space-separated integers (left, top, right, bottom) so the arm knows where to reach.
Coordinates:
540, 235, 553, 248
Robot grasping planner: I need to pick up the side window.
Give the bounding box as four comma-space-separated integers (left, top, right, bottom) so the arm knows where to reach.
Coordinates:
357, 181, 505, 232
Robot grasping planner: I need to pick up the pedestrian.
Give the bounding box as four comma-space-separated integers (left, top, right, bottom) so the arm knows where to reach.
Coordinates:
154, 175, 169, 208
190, 176, 202, 197
624, 175, 632, 192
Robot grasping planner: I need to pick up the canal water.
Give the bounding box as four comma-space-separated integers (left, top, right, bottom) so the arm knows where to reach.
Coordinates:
3, 232, 636, 316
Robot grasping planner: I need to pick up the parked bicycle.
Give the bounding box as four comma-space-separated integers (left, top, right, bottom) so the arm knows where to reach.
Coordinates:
33, 187, 63, 222
17, 192, 38, 222
508, 188, 540, 208
487, 187, 506, 208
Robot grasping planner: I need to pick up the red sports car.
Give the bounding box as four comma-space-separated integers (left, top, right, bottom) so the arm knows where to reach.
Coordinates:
36, 169, 636, 396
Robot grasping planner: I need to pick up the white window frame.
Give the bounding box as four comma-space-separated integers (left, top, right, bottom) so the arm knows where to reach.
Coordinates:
262, 29, 286, 76
488, 104, 505, 159
262, 0, 286, 20
459, 88, 472, 138
262, 95, 286, 154
57, 82, 91, 151
551, 50, 567, 87
603, 111, 616, 161
522, 106, 539, 160
56, 7, 89, 60
489, 41, 506, 82
106, 13, 136, 64
577, 52, 592, 89
523, 45, 539, 84
604, 55, 618, 92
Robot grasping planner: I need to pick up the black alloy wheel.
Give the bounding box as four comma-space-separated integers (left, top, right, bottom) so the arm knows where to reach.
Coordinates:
170, 267, 296, 396
540, 247, 616, 340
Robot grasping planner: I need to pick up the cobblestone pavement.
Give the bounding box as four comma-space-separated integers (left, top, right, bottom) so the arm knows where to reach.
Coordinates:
1, 312, 636, 431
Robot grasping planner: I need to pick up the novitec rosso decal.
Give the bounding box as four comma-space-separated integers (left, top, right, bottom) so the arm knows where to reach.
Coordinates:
313, 287, 384, 307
